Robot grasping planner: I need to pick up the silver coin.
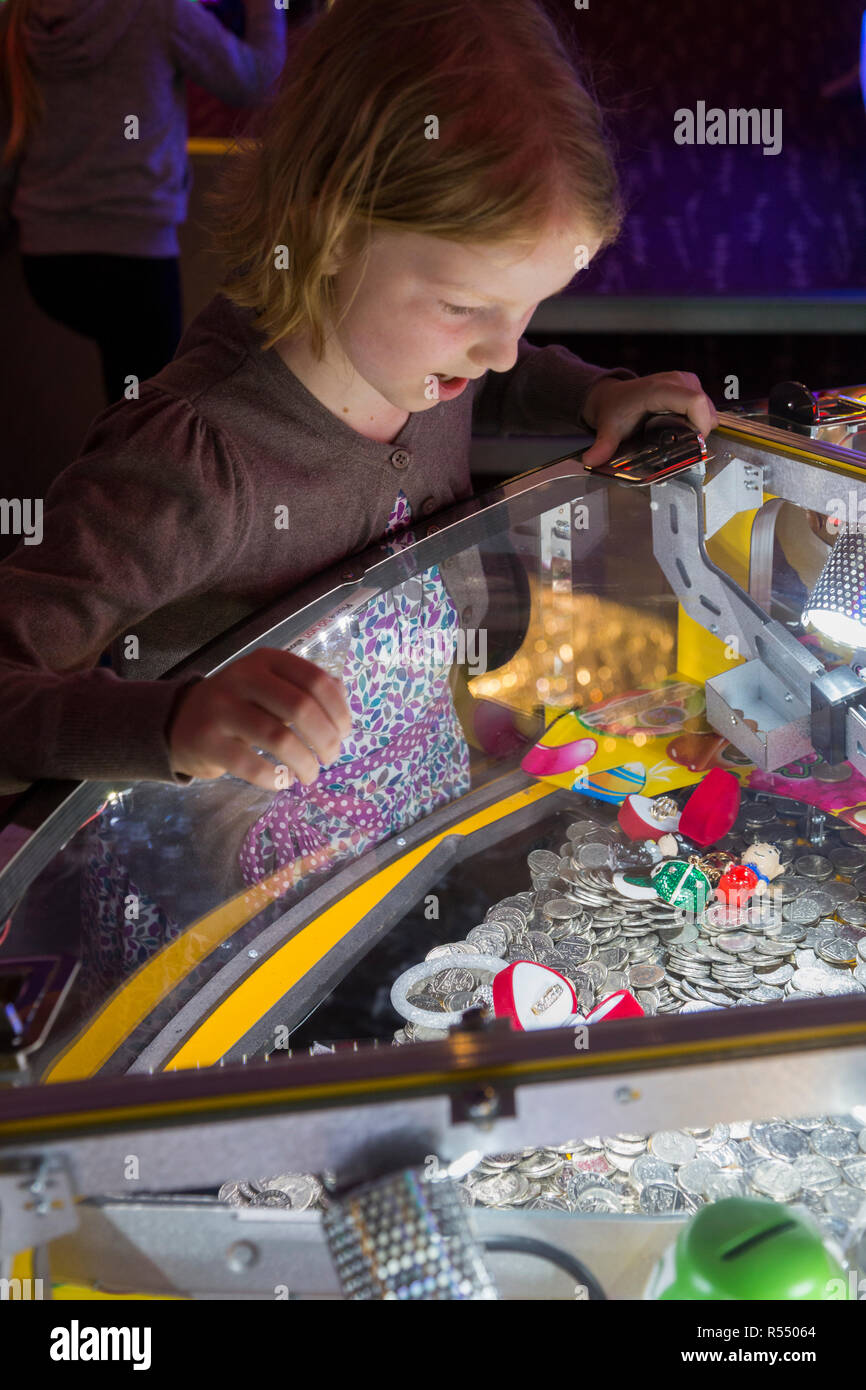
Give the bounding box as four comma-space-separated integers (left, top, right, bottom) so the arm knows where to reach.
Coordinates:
575, 1187, 624, 1214
792, 1152, 840, 1191
782, 899, 822, 927
259, 1173, 322, 1211
757, 963, 794, 985
631, 1155, 676, 1185
567, 819, 600, 841
474, 1172, 528, 1206
842, 1157, 866, 1189
796, 890, 836, 917
466, 925, 508, 954
811, 1126, 860, 1160
794, 854, 834, 881
830, 881, 860, 904
771, 875, 808, 903
678, 1158, 722, 1195
527, 850, 560, 876
790, 967, 830, 993
629, 962, 665, 988
639, 1181, 689, 1214
426, 941, 481, 960
543, 895, 585, 922
742, 803, 775, 825
825, 1186, 866, 1220
577, 843, 612, 870
817, 937, 857, 965
832, 846, 866, 872
703, 1171, 746, 1200
821, 973, 863, 996
649, 1131, 697, 1166
218, 1181, 245, 1207
751, 1159, 801, 1201
764, 1123, 810, 1161
431, 967, 476, 993
838, 902, 866, 929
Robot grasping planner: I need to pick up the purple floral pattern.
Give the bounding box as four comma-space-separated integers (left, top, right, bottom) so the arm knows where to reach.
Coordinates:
239, 489, 470, 886
80, 491, 470, 1001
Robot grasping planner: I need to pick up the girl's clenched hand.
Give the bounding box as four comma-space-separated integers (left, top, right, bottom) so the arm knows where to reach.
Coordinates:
581, 372, 719, 468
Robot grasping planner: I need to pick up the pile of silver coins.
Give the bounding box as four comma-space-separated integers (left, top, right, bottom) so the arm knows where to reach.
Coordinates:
221, 791, 866, 1239
218, 1174, 323, 1211
392, 794, 866, 1042
458, 1114, 866, 1249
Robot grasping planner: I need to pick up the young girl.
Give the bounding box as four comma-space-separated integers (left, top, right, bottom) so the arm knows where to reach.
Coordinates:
0, 0, 717, 1004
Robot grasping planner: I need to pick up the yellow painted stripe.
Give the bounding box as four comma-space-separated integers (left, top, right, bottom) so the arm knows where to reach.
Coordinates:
45, 841, 371, 1084
44, 781, 555, 1083
51, 1284, 184, 1301
168, 782, 557, 1069
2, 1016, 863, 1144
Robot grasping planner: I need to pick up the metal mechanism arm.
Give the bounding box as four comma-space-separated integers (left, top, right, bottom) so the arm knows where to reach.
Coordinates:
651, 462, 866, 776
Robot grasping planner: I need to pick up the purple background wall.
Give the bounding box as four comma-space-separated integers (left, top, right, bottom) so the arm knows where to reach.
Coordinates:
189, 0, 866, 295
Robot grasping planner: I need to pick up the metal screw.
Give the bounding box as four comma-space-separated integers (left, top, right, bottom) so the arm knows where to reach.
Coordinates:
784, 692, 793, 701
396, 837, 406, 846
465, 1086, 500, 1123
226, 1241, 258, 1272
615, 1086, 639, 1104
248, 949, 259, 959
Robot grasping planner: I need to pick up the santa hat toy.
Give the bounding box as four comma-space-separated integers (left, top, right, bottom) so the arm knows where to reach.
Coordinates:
617, 794, 682, 842
678, 768, 740, 847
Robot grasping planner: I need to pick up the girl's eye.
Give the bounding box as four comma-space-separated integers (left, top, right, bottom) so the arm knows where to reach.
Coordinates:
439, 301, 477, 317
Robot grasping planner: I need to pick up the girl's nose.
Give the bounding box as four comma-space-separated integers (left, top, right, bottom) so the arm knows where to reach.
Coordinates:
470, 335, 520, 375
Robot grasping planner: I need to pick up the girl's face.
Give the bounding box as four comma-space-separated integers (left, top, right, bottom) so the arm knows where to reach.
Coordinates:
305, 221, 601, 417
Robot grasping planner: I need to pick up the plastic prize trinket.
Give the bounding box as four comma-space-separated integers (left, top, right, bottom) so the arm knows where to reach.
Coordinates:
617, 793, 681, 842
585, 990, 645, 1023
742, 841, 783, 889
492, 961, 579, 1031
650, 857, 712, 914
716, 863, 760, 908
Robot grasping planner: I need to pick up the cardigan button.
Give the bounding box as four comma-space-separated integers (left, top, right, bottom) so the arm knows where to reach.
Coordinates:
390, 449, 411, 471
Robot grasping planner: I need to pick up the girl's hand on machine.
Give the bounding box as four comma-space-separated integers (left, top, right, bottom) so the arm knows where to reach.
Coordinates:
167, 648, 353, 789
581, 372, 719, 467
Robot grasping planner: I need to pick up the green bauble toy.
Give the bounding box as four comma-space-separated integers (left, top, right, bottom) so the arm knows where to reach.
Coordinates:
651, 857, 712, 915
645, 1197, 849, 1300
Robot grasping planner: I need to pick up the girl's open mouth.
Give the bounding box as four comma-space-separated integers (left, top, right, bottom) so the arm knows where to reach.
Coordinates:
433, 374, 469, 397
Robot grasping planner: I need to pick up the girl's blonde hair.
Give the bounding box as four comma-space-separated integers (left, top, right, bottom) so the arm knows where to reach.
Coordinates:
207, 0, 623, 358
0, 0, 45, 167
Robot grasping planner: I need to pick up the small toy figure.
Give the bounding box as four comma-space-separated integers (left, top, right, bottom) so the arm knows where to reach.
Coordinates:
742, 842, 783, 893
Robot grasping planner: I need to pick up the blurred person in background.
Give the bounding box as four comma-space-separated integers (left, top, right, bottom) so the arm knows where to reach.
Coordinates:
0, 0, 287, 403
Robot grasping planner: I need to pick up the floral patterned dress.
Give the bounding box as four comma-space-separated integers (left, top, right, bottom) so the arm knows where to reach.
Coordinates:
79, 491, 471, 1008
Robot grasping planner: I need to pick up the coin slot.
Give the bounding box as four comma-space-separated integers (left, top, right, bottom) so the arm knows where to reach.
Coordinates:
720, 1219, 796, 1260
699, 595, 722, 616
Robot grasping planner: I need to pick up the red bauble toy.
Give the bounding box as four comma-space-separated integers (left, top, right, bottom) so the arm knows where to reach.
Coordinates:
716, 863, 759, 907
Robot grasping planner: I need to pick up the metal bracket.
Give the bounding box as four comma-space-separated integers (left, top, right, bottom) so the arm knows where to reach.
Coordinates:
0, 1155, 79, 1261
703, 456, 765, 541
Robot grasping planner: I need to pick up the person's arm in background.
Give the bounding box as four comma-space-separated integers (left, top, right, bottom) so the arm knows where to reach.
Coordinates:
165, 0, 288, 105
